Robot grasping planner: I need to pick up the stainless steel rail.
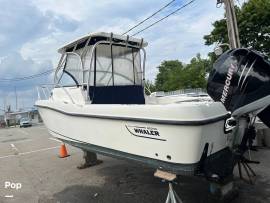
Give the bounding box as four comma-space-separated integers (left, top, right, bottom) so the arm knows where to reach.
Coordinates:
36, 84, 75, 104
51, 33, 146, 103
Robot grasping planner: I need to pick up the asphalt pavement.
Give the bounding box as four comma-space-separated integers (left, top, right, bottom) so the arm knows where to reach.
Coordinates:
0, 125, 270, 203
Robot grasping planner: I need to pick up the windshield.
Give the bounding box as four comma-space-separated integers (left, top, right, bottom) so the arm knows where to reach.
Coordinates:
57, 44, 143, 87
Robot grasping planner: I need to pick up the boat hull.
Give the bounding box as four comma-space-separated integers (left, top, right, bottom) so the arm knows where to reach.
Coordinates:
36, 100, 231, 175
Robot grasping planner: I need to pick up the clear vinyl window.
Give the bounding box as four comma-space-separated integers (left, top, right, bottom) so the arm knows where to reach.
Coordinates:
58, 44, 143, 87
94, 44, 142, 86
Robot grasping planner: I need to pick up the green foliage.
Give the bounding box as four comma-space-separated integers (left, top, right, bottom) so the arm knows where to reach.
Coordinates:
155, 60, 184, 92
184, 54, 210, 88
204, 18, 228, 46
154, 55, 210, 92
204, 0, 270, 57
239, 0, 270, 55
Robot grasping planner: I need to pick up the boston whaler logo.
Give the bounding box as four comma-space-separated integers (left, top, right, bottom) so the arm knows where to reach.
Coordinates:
125, 125, 166, 141
220, 63, 237, 104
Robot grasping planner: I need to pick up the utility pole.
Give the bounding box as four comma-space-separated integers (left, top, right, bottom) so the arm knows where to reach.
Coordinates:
14, 86, 18, 111
219, 0, 241, 48
3, 96, 6, 112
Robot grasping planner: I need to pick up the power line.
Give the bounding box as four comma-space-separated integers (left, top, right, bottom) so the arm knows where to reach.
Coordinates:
0, 82, 46, 88
131, 0, 196, 36
0, 69, 54, 82
122, 0, 177, 35
0, 69, 53, 81
0, 1, 195, 82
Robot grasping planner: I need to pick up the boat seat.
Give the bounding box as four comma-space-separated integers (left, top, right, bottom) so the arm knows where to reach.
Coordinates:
88, 85, 145, 104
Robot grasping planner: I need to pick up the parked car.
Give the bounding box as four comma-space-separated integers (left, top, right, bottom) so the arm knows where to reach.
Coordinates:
20, 117, 32, 128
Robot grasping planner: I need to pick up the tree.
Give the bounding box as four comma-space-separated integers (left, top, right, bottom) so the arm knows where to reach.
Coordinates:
204, 0, 270, 57
183, 54, 209, 88
154, 55, 210, 91
155, 60, 184, 91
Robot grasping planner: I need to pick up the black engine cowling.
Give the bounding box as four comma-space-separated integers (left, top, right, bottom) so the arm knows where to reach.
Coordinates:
207, 48, 270, 127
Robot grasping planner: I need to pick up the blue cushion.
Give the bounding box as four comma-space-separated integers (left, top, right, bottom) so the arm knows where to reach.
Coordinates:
89, 85, 145, 104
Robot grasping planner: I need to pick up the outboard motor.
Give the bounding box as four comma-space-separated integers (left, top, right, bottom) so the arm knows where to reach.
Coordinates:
207, 48, 270, 127
204, 48, 270, 184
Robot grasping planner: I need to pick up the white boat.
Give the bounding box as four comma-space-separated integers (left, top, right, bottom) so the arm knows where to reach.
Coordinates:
147, 91, 212, 104
36, 32, 238, 177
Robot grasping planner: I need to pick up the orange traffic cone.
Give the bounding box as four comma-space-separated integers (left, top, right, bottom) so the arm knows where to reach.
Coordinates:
59, 143, 70, 158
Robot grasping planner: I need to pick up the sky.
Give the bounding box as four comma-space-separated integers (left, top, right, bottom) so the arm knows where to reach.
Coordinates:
0, 0, 227, 111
